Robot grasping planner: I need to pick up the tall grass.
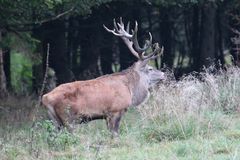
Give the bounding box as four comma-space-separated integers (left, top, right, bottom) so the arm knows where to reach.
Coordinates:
0, 66, 240, 159
138, 66, 240, 142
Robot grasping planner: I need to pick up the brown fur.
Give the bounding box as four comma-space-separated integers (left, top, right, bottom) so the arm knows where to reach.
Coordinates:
42, 64, 141, 135
42, 61, 164, 136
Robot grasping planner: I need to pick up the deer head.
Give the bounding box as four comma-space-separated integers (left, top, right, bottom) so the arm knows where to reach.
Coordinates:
103, 18, 165, 87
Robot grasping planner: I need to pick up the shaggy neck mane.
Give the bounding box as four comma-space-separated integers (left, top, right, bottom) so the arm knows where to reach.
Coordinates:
115, 64, 149, 107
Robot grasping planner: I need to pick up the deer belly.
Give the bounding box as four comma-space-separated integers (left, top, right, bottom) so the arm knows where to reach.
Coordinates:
71, 93, 130, 116
68, 96, 108, 115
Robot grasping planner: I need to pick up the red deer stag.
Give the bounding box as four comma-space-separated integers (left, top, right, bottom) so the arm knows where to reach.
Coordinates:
42, 18, 165, 137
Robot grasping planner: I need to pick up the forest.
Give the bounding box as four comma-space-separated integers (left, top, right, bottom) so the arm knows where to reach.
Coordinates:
0, 0, 239, 95
1, 0, 240, 159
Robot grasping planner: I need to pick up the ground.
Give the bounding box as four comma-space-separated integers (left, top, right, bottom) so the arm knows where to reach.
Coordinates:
0, 105, 240, 160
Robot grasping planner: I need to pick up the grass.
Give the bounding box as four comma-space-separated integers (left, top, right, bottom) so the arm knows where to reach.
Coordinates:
1, 66, 240, 159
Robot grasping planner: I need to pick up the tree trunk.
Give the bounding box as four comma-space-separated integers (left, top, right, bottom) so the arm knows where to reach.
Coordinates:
215, 5, 224, 67
32, 64, 43, 94
119, 39, 137, 70
199, 2, 217, 68
68, 18, 81, 75
227, 3, 240, 66
119, 2, 141, 70
0, 30, 7, 97
159, 7, 173, 68
78, 18, 102, 80
100, 31, 113, 74
191, 5, 201, 71
42, 20, 75, 84
147, 6, 159, 69
3, 47, 10, 90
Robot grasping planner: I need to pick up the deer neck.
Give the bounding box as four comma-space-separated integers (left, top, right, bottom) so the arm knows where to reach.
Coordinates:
126, 67, 150, 107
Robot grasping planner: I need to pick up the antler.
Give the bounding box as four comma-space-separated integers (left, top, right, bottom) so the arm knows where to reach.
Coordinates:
103, 18, 163, 61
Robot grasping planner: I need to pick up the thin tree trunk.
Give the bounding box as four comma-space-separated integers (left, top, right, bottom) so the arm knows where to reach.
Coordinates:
216, 5, 224, 66
119, 2, 140, 70
0, 30, 7, 97
147, 6, 159, 69
191, 5, 201, 71
78, 18, 102, 80
199, 2, 217, 68
43, 20, 75, 84
100, 32, 113, 74
3, 48, 10, 90
159, 7, 173, 68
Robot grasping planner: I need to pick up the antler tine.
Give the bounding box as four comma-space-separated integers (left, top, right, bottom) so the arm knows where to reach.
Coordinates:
150, 46, 164, 60
119, 17, 124, 29
115, 18, 132, 39
103, 18, 127, 37
103, 24, 121, 37
113, 18, 118, 31
126, 21, 130, 34
143, 44, 164, 60
132, 22, 153, 56
140, 32, 153, 52
104, 18, 162, 60
105, 18, 140, 58
148, 32, 153, 47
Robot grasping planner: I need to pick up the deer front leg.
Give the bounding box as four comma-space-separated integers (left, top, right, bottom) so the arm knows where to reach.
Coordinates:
54, 105, 74, 133
106, 110, 126, 137
46, 105, 63, 130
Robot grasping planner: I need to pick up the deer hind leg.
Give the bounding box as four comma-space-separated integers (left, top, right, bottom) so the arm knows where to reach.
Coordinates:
54, 105, 74, 133
46, 105, 63, 130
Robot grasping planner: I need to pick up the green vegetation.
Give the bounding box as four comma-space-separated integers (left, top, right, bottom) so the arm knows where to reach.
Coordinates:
11, 52, 33, 93
1, 66, 240, 159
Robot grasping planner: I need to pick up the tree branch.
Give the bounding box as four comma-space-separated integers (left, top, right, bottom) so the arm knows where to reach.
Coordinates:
3, 7, 74, 31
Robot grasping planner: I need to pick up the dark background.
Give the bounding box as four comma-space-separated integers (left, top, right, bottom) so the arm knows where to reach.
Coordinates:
0, 0, 240, 96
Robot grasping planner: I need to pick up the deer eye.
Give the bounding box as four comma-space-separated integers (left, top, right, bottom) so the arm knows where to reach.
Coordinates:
148, 68, 153, 71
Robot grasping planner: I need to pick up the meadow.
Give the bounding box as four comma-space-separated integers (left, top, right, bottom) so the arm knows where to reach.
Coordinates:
1, 66, 240, 160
